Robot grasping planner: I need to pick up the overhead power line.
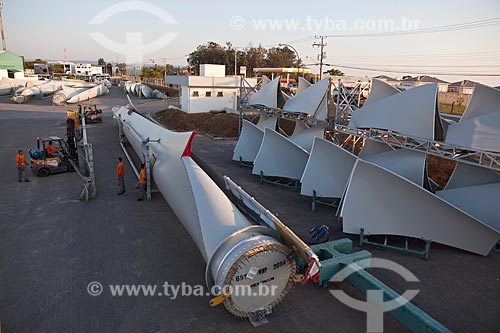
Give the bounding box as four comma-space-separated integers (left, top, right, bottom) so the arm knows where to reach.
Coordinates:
325, 17, 500, 38
333, 63, 500, 68
261, 37, 313, 48
334, 52, 500, 60
324, 63, 500, 77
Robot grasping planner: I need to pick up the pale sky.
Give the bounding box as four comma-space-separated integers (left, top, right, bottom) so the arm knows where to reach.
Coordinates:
3, 0, 500, 85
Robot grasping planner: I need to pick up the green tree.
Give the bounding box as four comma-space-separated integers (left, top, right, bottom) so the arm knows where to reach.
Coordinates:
323, 68, 345, 76
142, 65, 169, 79
164, 64, 180, 75
24, 61, 34, 69
188, 42, 298, 75
115, 63, 127, 75
24, 58, 47, 69
97, 58, 106, 66
51, 64, 65, 73
187, 42, 227, 74
105, 63, 113, 75
265, 46, 297, 68
246, 46, 267, 73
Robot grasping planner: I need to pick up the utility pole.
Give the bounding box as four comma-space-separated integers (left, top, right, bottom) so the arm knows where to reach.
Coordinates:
0, 1, 7, 51
161, 57, 167, 75
313, 36, 327, 80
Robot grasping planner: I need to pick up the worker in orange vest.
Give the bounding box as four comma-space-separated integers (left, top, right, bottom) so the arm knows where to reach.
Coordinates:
16, 149, 30, 182
116, 157, 125, 195
45, 141, 60, 156
137, 163, 147, 201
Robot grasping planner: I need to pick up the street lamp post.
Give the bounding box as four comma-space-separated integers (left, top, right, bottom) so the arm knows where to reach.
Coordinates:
234, 46, 247, 77
234, 48, 237, 77
279, 43, 301, 83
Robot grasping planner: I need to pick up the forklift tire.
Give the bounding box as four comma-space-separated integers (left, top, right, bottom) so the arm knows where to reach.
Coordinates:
37, 168, 50, 177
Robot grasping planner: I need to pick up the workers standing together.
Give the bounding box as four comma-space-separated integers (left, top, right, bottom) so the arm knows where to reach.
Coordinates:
15, 149, 30, 182
14, 151, 149, 200
116, 157, 125, 195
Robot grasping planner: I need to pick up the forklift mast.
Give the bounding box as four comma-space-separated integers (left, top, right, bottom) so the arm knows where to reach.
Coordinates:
66, 116, 79, 160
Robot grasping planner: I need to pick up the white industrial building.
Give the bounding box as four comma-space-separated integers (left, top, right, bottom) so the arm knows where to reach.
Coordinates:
164, 64, 257, 113
75, 63, 103, 76
75, 63, 91, 75
45, 61, 103, 76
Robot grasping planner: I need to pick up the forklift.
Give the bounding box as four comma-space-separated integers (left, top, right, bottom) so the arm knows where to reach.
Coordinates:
77, 104, 103, 123
29, 116, 80, 177
29, 137, 76, 177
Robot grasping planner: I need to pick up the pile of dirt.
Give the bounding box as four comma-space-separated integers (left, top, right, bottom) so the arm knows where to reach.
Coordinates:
427, 155, 456, 189
155, 109, 300, 138
277, 118, 295, 136
155, 109, 245, 138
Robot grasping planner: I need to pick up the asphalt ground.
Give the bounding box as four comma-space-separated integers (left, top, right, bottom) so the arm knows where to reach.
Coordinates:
0, 87, 498, 332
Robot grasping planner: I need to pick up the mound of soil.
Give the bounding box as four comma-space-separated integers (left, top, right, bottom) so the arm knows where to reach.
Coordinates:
155, 109, 244, 138
427, 155, 456, 189
155, 109, 299, 138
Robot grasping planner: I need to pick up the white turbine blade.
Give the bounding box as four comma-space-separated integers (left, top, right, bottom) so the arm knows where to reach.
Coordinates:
232, 120, 264, 162
113, 106, 295, 317
140, 83, 153, 98
182, 157, 255, 256
460, 83, 500, 121
445, 163, 500, 190
260, 75, 271, 86
252, 128, 309, 180
256, 112, 277, 130
358, 140, 392, 158
445, 109, 500, 152
364, 79, 400, 107
360, 141, 426, 186
437, 183, 500, 232
297, 77, 312, 94
283, 78, 329, 117
288, 122, 324, 152
300, 137, 357, 197
248, 76, 280, 108
340, 160, 500, 256
67, 84, 108, 104
349, 83, 439, 140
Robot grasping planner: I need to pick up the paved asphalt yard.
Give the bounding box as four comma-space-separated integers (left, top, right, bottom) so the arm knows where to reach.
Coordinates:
0, 87, 498, 332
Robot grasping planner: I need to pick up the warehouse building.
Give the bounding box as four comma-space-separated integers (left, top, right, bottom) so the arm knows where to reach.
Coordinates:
0, 50, 24, 79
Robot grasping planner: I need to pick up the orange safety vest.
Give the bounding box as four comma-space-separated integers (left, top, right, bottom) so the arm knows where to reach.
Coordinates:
139, 168, 147, 184
116, 162, 124, 176
46, 145, 60, 155
16, 153, 25, 167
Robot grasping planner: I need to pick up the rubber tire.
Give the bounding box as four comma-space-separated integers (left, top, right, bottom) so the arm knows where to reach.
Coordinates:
38, 168, 50, 177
